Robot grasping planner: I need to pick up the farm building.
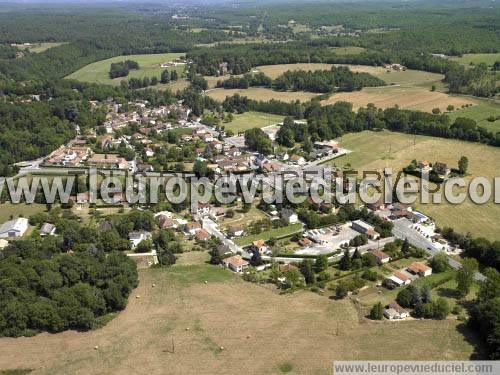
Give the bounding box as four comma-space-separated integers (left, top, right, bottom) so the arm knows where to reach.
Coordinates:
351, 220, 380, 240
0, 218, 29, 238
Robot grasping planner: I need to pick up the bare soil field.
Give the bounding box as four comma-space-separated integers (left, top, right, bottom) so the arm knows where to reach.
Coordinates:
0, 255, 480, 375
321, 86, 473, 113
206, 87, 319, 102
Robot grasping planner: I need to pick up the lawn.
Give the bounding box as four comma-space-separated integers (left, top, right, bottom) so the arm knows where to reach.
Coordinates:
206, 87, 318, 103
0, 203, 47, 223
450, 53, 500, 67
328, 130, 500, 240
66, 53, 185, 85
234, 223, 303, 247
224, 111, 284, 133
321, 85, 472, 113
0, 253, 481, 374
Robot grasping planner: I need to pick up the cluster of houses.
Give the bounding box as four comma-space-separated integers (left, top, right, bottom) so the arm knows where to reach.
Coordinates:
383, 260, 433, 289
416, 160, 451, 177
45, 146, 132, 171
384, 63, 406, 71
160, 57, 186, 68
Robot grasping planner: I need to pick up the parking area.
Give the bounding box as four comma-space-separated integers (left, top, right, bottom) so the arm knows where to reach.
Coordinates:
296, 224, 361, 255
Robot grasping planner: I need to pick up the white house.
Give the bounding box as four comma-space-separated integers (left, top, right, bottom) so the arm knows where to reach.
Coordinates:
128, 231, 152, 249
371, 249, 390, 265
222, 255, 249, 273
185, 222, 202, 236
281, 208, 299, 224
252, 240, 270, 255
40, 222, 56, 236
0, 218, 29, 238
290, 155, 306, 166
228, 224, 245, 237
384, 301, 410, 320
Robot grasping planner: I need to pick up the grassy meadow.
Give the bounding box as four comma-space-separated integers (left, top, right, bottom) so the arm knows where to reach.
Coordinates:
0, 252, 480, 374
224, 111, 284, 133
328, 130, 500, 240
448, 99, 500, 133
66, 53, 185, 85
450, 53, 500, 67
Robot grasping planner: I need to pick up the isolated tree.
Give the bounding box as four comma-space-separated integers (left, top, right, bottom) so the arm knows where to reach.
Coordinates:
370, 302, 384, 320
458, 156, 469, 175
170, 70, 178, 81
283, 268, 304, 290
315, 254, 328, 273
299, 259, 316, 285
421, 285, 432, 303
250, 249, 263, 267
396, 287, 413, 308
430, 252, 449, 273
338, 249, 351, 270
335, 283, 348, 299
160, 69, 170, 84
432, 298, 451, 319
456, 257, 478, 297
135, 240, 152, 253
401, 238, 410, 254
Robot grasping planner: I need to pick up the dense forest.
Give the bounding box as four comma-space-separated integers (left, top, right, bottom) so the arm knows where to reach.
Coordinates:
0, 214, 139, 336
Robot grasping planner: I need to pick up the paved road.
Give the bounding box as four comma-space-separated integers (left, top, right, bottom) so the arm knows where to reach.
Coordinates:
392, 218, 486, 282
201, 217, 252, 258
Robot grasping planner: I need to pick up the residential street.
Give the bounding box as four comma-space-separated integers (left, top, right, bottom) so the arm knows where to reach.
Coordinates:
392, 218, 485, 281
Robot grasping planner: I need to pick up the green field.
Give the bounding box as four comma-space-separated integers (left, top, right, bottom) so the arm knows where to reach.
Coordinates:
224, 111, 284, 133
234, 223, 303, 247
0, 203, 47, 223
66, 53, 185, 85
329, 130, 500, 240
331, 46, 367, 55
450, 53, 500, 67
447, 100, 500, 133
